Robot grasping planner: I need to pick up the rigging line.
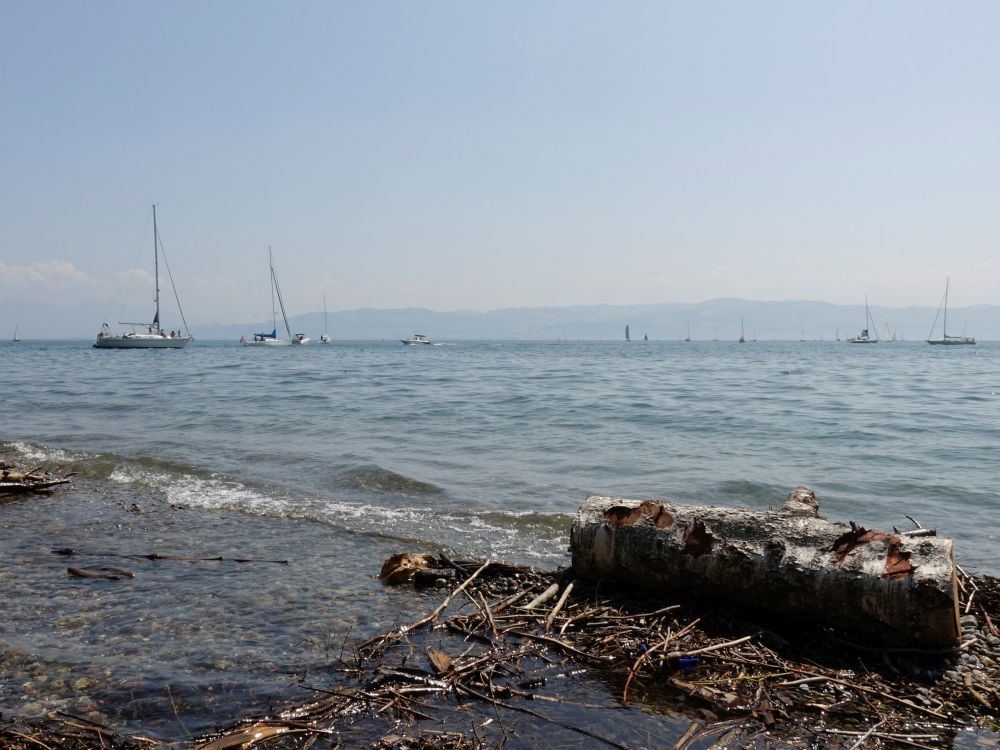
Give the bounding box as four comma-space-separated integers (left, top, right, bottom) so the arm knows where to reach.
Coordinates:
113, 212, 153, 327
926, 288, 946, 340
155, 233, 191, 337
271, 260, 292, 338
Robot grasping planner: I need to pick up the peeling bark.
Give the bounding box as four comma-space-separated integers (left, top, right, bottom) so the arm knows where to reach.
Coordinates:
570, 486, 960, 647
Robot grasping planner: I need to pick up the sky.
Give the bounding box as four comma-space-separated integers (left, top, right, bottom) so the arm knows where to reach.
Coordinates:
2, 1, 999, 328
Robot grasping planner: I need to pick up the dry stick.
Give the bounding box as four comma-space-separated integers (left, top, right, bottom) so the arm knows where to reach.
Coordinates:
663, 634, 753, 662
845, 720, 885, 750
0, 729, 56, 750
588, 604, 681, 622
672, 721, 702, 750
522, 582, 560, 609
492, 585, 538, 615
776, 675, 827, 688
456, 684, 632, 750
963, 673, 992, 709
784, 667, 949, 720
543, 581, 575, 633
979, 604, 999, 638
365, 558, 493, 651
504, 629, 613, 663
478, 591, 498, 637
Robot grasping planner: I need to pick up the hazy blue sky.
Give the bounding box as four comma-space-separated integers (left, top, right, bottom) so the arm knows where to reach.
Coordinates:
2, 1, 998, 327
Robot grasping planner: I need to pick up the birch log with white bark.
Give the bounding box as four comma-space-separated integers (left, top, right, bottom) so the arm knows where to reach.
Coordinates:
570, 486, 959, 647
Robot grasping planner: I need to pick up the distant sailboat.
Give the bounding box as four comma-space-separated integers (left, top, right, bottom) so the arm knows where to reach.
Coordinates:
93, 205, 192, 349
319, 295, 331, 344
847, 296, 878, 344
927, 277, 975, 345
643, 333, 648, 341
625, 324, 630, 342
836, 328, 840, 342
243, 248, 309, 345
739, 317, 745, 343
12, 326, 20, 343
684, 322, 691, 342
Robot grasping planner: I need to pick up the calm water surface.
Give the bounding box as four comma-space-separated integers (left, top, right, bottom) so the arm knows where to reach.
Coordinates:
1, 339, 997, 741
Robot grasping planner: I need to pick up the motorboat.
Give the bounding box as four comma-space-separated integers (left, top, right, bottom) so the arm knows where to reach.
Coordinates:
401, 334, 431, 345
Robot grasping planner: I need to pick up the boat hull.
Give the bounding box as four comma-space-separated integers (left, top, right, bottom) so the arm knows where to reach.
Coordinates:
243, 339, 291, 346
94, 335, 191, 349
927, 339, 975, 345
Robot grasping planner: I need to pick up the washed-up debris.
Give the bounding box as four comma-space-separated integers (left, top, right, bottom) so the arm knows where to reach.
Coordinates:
192, 553, 1000, 749
0, 712, 157, 749
0, 460, 73, 501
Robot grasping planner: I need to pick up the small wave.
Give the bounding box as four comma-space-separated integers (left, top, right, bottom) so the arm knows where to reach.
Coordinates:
8, 441, 84, 465
336, 466, 444, 496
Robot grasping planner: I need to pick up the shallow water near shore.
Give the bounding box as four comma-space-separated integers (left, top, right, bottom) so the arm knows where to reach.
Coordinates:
1, 338, 999, 742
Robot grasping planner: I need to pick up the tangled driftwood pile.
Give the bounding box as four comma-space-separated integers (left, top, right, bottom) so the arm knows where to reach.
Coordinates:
187, 551, 999, 749
0, 458, 72, 502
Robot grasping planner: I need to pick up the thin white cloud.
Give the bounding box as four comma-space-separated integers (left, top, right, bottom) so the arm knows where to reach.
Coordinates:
0, 259, 99, 292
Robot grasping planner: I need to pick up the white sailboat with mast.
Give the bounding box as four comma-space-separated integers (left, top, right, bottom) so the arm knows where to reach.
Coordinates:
847, 296, 878, 344
927, 277, 975, 345
243, 248, 309, 345
319, 295, 331, 344
12, 326, 21, 343
93, 205, 192, 349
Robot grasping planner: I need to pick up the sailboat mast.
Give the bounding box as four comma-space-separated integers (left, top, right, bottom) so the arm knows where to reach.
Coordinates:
943, 276, 950, 337
323, 294, 328, 336
270, 251, 292, 339
269, 247, 277, 334
153, 204, 161, 333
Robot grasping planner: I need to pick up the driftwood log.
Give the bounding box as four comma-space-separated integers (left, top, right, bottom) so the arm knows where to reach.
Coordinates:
570, 486, 960, 647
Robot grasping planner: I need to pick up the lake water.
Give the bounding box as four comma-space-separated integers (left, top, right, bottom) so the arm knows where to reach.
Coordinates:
1, 338, 997, 741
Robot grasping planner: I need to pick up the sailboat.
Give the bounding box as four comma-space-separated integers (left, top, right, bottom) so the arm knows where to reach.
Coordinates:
319, 295, 331, 344
93, 205, 192, 349
847, 296, 878, 344
625, 324, 630, 342
12, 326, 21, 343
927, 277, 975, 345
684, 322, 691, 342
242, 249, 309, 345
738, 317, 745, 343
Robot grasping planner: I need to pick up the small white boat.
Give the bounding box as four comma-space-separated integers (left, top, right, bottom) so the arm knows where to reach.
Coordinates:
243, 249, 306, 346
847, 296, 878, 344
927, 277, 975, 345
319, 295, 331, 344
12, 326, 21, 343
94, 205, 192, 349
401, 334, 431, 345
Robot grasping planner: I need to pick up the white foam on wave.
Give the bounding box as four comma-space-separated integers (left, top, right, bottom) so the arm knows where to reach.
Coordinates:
110, 465, 174, 486
105, 461, 570, 564
166, 475, 296, 518
10, 441, 81, 464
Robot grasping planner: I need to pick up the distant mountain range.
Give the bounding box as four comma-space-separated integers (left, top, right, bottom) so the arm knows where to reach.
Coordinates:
8, 298, 993, 341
